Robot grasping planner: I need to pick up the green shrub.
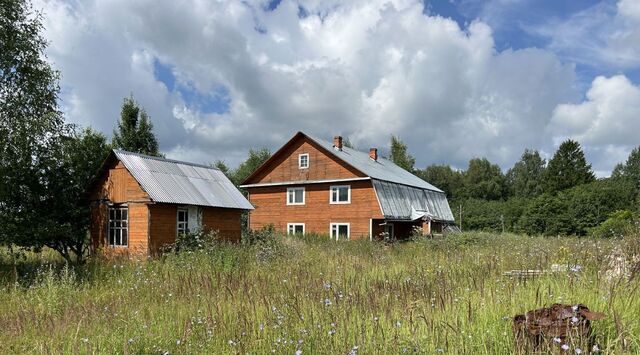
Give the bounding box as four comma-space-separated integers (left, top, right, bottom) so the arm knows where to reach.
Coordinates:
589, 210, 638, 238
167, 229, 222, 252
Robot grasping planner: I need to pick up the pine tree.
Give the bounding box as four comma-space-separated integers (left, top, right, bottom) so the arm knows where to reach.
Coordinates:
544, 140, 595, 193
390, 135, 415, 172
112, 96, 161, 156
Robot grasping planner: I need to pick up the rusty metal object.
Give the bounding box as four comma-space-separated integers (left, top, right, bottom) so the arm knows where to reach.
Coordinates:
513, 304, 605, 352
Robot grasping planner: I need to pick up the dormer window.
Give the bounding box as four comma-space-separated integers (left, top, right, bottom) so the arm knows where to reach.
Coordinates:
298, 153, 309, 169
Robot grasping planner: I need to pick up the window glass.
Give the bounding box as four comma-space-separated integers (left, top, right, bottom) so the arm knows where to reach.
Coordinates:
287, 188, 305, 205
108, 207, 128, 247
177, 209, 189, 235
298, 154, 309, 169
330, 185, 350, 203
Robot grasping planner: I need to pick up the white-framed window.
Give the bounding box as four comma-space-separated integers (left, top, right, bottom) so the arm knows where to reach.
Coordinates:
177, 208, 189, 235
108, 206, 128, 247
287, 223, 305, 235
384, 223, 395, 239
330, 223, 350, 240
287, 187, 305, 205
330, 185, 351, 204
298, 153, 309, 169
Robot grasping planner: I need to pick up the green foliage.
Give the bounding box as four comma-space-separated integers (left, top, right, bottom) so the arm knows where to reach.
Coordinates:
389, 135, 415, 172
415, 165, 464, 198
112, 96, 161, 156
462, 158, 506, 200
612, 146, 640, 192
544, 140, 595, 193
506, 149, 546, 198
167, 229, 222, 252
589, 210, 638, 238
230, 148, 271, 186
518, 178, 636, 236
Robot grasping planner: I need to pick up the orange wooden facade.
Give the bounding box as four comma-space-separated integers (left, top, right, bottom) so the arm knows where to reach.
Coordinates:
244, 135, 392, 239
88, 158, 242, 257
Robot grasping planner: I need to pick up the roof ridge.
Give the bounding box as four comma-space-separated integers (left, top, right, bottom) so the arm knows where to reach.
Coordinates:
113, 149, 220, 171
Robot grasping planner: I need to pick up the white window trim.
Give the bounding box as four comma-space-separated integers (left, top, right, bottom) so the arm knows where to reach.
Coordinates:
177, 208, 189, 235
330, 223, 350, 240
107, 206, 129, 248
330, 185, 351, 204
298, 153, 309, 169
287, 223, 305, 235
286, 187, 305, 205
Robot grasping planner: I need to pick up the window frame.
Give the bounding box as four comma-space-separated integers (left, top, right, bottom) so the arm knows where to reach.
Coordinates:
298, 153, 309, 169
177, 208, 189, 235
107, 206, 129, 247
330, 222, 350, 240
329, 185, 351, 204
286, 187, 306, 205
287, 223, 305, 235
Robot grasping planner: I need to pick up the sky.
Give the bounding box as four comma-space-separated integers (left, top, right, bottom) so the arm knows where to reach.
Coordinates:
34, 0, 640, 176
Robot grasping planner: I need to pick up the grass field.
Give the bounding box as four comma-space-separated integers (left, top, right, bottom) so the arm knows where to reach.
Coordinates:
1, 232, 639, 354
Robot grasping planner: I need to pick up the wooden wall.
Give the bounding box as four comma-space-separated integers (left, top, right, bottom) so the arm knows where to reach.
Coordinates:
247, 136, 366, 184
148, 205, 244, 255
248, 180, 383, 239
89, 159, 151, 256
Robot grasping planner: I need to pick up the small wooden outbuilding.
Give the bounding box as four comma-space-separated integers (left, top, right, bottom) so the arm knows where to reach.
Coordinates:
86, 150, 253, 256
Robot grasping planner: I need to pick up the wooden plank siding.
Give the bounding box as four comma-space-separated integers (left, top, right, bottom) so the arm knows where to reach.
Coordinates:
246, 136, 366, 184
89, 160, 151, 256
248, 180, 383, 239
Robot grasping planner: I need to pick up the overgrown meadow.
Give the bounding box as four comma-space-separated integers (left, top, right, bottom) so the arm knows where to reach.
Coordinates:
1, 233, 639, 354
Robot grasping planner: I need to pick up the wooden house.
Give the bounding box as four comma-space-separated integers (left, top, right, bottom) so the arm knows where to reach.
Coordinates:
240, 132, 455, 240
87, 150, 253, 256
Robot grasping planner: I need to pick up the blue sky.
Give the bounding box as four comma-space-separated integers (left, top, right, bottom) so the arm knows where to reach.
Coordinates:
38, 0, 640, 176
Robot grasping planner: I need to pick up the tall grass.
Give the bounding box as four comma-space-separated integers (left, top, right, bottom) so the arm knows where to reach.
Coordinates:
1, 233, 639, 354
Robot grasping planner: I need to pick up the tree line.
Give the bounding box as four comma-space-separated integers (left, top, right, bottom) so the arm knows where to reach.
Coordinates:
388, 135, 640, 236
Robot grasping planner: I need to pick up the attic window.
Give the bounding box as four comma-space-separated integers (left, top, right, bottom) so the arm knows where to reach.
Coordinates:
298, 153, 309, 169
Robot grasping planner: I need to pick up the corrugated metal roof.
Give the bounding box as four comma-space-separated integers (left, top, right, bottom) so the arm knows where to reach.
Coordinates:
114, 150, 253, 210
373, 179, 455, 222
306, 135, 444, 192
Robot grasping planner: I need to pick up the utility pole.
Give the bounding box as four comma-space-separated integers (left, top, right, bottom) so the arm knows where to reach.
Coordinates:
500, 214, 505, 234
459, 204, 463, 232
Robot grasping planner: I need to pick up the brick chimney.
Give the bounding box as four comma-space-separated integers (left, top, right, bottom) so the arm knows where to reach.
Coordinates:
333, 136, 343, 150
369, 148, 378, 161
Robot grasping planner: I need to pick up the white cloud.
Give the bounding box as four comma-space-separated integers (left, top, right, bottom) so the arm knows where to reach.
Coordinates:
35, 0, 637, 175
526, 0, 640, 70
550, 75, 640, 176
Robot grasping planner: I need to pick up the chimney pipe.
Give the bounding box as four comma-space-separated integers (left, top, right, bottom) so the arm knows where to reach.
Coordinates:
369, 148, 378, 161
333, 136, 343, 150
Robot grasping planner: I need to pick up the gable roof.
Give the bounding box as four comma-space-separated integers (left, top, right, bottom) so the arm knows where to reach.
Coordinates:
94, 150, 253, 210
242, 132, 443, 193
306, 134, 443, 192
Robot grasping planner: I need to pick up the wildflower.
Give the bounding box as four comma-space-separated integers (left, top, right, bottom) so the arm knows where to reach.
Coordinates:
259, 324, 265, 331
575, 348, 582, 354
328, 329, 336, 336
436, 349, 444, 353
501, 316, 510, 321
323, 282, 331, 289
81, 338, 89, 343
553, 337, 562, 343
561, 344, 570, 351
128, 338, 134, 344
571, 305, 578, 311
295, 350, 302, 355
373, 316, 379, 322
592, 344, 600, 353
395, 321, 402, 328
331, 322, 336, 327
176, 340, 181, 345
324, 298, 332, 306
570, 316, 579, 324
228, 340, 237, 346
298, 339, 303, 344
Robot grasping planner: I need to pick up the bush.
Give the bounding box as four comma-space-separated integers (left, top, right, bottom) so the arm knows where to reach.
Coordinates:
167, 229, 221, 252
589, 210, 638, 238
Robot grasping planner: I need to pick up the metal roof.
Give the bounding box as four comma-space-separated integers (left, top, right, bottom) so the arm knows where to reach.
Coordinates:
114, 150, 253, 210
373, 179, 455, 222
306, 135, 444, 193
